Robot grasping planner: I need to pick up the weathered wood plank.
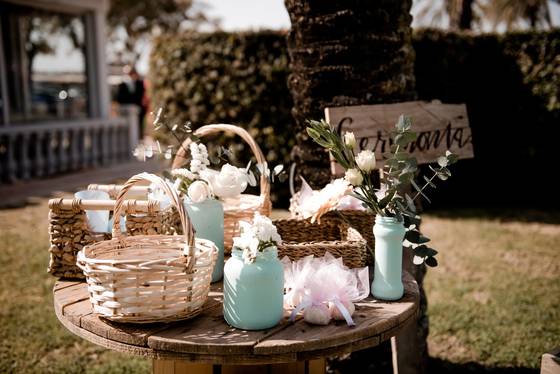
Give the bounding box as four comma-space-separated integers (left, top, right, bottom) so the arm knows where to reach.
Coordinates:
325, 101, 473, 174
80, 314, 171, 347
153, 359, 176, 374
295, 335, 380, 362
63, 298, 93, 326
54, 274, 419, 365
53, 283, 89, 312
148, 304, 293, 355
53, 280, 83, 292
172, 361, 213, 374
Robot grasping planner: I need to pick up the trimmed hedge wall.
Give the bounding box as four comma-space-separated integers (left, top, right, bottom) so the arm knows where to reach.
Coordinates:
150, 31, 293, 204
413, 29, 560, 207
150, 29, 560, 208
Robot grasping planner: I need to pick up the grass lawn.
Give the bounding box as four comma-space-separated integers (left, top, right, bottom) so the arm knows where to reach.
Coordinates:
0, 200, 558, 373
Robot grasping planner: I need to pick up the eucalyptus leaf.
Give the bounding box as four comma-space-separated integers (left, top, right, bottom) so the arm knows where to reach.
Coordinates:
395, 151, 410, 161
437, 156, 449, 167
404, 215, 421, 227
446, 151, 459, 164
425, 256, 438, 267
423, 175, 437, 188
273, 164, 284, 175
406, 230, 422, 243
411, 179, 432, 203
396, 115, 412, 131
413, 244, 429, 256
394, 132, 417, 146
405, 194, 416, 212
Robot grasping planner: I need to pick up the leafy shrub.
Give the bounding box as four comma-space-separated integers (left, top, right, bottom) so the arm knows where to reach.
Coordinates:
150, 29, 560, 207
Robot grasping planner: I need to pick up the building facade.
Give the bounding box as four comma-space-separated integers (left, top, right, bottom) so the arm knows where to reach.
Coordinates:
0, 0, 137, 183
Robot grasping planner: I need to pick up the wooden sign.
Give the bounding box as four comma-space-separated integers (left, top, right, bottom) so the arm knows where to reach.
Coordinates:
324, 101, 474, 175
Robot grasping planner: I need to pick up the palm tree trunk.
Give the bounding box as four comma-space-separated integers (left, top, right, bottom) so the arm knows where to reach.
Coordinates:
285, 1, 427, 373
285, 0, 416, 189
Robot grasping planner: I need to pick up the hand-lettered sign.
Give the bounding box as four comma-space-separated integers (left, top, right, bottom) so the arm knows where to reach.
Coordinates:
324, 101, 474, 175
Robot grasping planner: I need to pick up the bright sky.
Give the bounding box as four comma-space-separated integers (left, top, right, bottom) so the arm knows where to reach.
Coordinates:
36, 0, 560, 74
201, 0, 560, 31
198, 0, 290, 31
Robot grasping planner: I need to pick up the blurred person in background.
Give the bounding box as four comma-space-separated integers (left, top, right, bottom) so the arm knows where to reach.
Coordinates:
116, 65, 146, 139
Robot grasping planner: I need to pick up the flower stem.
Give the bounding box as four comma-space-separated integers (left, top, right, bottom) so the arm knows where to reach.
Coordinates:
413, 171, 438, 201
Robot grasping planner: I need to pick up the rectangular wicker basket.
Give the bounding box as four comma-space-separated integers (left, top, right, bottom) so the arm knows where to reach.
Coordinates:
274, 217, 371, 269
47, 197, 172, 279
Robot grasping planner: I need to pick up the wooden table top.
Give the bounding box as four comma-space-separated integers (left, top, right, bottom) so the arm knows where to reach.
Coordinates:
54, 272, 419, 365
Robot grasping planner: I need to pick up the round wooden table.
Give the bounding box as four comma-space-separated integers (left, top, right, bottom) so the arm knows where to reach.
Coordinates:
54, 272, 419, 374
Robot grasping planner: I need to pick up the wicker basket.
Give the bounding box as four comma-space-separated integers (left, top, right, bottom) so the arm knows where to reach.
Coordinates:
288, 192, 376, 263
48, 197, 167, 279
77, 173, 217, 324
323, 210, 375, 256
172, 124, 272, 252
275, 217, 369, 269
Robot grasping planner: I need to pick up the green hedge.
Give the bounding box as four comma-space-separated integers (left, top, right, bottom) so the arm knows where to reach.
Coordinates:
150, 31, 293, 204
413, 29, 560, 207
150, 29, 560, 207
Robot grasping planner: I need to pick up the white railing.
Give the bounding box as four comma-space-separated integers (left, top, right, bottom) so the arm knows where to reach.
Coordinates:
0, 106, 139, 183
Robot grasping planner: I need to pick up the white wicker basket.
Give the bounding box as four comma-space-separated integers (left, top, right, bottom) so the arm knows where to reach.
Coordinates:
77, 173, 217, 324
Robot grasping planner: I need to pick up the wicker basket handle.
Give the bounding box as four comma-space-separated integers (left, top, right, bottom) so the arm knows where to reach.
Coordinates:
171, 124, 270, 199
112, 173, 196, 265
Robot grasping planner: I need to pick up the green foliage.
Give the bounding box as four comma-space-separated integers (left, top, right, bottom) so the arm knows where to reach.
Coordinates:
150, 29, 559, 207
107, 0, 204, 64
149, 31, 294, 205
307, 115, 459, 266
414, 29, 560, 207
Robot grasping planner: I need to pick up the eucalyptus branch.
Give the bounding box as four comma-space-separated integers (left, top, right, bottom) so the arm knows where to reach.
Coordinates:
412, 171, 438, 201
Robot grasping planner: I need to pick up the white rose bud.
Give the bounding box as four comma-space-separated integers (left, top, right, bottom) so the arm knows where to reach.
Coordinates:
344, 168, 363, 186
355, 150, 376, 172
344, 132, 356, 148
187, 180, 210, 203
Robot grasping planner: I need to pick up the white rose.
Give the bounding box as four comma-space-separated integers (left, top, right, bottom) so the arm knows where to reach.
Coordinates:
187, 180, 210, 203
344, 132, 356, 148
344, 168, 363, 186
355, 150, 376, 172
206, 164, 248, 199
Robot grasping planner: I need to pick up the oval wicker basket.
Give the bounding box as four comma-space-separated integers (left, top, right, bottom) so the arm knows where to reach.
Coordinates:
275, 217, 369, 269
77, 173, 217, 324
172, 124, 272, 253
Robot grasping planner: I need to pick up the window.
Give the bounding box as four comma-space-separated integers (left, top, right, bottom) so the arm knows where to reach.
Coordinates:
0, 2, 89, 123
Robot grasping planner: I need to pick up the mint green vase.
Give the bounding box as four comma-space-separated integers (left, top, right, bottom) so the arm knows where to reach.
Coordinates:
372, 215, 406, 300
223, 247, 284, 330
184, 199, 224, 282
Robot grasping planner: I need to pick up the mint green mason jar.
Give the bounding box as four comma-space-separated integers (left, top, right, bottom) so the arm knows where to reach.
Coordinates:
372, 215, 406, 300
223, 247, 284, 330
183, 198, 224, 282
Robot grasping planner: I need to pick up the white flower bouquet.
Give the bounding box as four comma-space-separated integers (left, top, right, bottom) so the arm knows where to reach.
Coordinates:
233, 213, 282, 263
171, 142, 250, 203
